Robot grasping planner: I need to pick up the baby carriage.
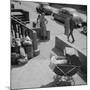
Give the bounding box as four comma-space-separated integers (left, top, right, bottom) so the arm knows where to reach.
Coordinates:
53, 63, 80, 86
50, 48, 81, 86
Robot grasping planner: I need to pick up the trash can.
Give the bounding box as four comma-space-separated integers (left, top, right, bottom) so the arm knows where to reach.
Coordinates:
22, 36, 33, 59
24, 44, 33, 59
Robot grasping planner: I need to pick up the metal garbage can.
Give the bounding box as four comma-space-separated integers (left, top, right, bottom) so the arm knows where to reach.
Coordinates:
22, 36, 33, 59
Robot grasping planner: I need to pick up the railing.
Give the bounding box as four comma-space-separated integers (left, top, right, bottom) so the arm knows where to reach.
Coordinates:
11, 15, 34, 39
11, 16, 39, 55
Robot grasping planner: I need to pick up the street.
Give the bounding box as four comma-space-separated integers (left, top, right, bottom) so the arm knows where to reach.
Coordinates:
11, 1, 87, 89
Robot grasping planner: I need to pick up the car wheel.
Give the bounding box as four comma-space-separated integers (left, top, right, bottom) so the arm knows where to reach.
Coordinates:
83, 25, 87, 33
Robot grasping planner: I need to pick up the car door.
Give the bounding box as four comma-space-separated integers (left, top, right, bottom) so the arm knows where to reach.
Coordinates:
59, 10, 71, 22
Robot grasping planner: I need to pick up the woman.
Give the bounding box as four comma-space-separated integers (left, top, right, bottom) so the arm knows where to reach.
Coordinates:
67, 16, 82, 43
39, 13, 48, 39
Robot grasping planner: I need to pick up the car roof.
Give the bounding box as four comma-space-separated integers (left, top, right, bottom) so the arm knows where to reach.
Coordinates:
61, 7, 77, 12
61, 7, 82, 17
61, 7, 87, 22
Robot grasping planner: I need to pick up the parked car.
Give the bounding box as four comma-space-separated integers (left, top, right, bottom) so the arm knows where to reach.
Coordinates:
11, 3, 14, 9
53, 7, 86, 24
36, 4, 53, 15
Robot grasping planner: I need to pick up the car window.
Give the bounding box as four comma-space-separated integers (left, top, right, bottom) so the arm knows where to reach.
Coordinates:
57, 10, 62, 15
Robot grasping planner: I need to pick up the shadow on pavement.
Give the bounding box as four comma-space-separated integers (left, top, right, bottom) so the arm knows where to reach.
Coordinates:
11, 61, 28, 69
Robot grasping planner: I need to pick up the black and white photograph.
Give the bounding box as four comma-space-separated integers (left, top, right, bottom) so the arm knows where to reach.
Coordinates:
11, 0, 87, 89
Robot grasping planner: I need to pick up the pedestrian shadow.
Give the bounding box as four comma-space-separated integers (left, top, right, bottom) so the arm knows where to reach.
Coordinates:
37, 38, 50, 45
